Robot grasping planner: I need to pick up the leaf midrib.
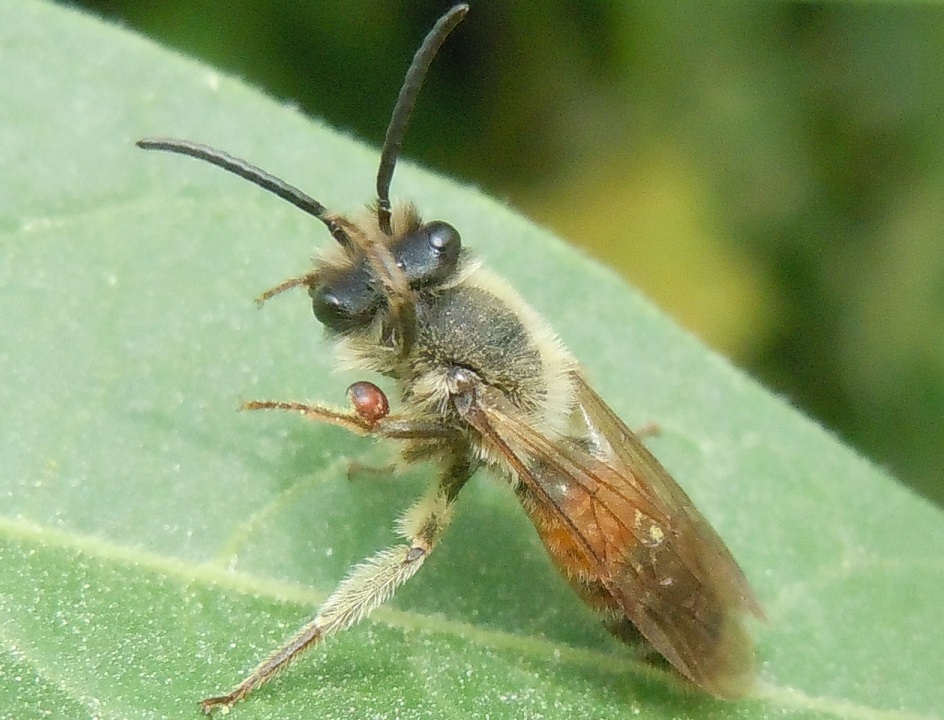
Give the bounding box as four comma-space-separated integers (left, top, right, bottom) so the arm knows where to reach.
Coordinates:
1, 513, 931, 720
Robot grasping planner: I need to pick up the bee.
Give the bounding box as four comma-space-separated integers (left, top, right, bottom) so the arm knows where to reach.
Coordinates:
138, 3, 763, 714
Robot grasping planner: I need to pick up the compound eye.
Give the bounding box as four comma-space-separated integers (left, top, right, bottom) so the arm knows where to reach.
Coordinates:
309, 267, 378, 333
396, 221, 461, 288
422, 221, 460, 285
426, 221, 460, 258
310, 287, 344, 328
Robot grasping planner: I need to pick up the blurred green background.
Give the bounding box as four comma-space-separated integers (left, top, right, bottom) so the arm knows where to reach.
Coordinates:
63, 0, 944, 508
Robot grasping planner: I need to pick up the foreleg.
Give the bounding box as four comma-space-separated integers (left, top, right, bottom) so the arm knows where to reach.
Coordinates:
244, 381, 454, 441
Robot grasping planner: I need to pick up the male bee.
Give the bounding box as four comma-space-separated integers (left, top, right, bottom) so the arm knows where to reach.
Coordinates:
139, 4, 763, 714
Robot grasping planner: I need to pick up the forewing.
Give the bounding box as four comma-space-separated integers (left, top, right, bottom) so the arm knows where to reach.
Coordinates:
463, 375, 762, 698
573, 375, 763, 608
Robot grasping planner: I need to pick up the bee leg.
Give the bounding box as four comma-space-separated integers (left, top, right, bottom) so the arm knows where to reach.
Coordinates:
200, 461, 470, 715
252, 271, 318, 305
242, 400, 454, 440
245, 380, 457, 442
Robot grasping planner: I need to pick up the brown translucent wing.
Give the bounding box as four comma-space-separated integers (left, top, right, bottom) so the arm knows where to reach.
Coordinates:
572, 375, 764, 687
464, 373, 763, 698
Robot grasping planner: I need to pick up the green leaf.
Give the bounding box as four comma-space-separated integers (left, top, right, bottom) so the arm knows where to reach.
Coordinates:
2, 2, 942, 719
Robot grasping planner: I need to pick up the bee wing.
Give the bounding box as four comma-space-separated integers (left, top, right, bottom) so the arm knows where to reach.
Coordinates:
572, 374, 764, 613
462, 373, 762, 698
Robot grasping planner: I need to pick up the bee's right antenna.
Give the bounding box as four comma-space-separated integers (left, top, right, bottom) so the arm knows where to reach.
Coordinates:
375, 3, 469, 236
136, 138, 354, 249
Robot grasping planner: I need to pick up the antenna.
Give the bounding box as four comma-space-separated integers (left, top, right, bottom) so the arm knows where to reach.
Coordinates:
375, 3, 469, 236
136, 138, 352, 248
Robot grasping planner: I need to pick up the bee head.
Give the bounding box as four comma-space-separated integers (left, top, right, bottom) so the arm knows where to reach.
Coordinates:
310, 219, 461, 334
136, 3, 469, 356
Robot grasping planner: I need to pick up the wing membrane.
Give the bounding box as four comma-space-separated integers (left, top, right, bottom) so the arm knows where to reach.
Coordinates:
463, 373, 763, 697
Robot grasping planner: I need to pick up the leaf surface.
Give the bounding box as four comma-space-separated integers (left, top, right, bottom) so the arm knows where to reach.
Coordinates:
1, 2, 942, 719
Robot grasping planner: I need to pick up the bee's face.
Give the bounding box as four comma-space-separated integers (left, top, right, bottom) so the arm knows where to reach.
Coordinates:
310, 220, 462, 334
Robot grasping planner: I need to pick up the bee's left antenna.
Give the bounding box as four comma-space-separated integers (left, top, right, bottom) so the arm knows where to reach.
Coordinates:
136, 138, 353, 248
375, 3, 469, 236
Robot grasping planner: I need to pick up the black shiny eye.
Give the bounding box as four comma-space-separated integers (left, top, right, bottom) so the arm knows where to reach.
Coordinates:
309, 265, 380, 333
394, 221, 461, 288
427, 221, 459, 255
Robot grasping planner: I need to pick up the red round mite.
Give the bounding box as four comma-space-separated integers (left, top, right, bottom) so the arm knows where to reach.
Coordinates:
346, 381, 390, 427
